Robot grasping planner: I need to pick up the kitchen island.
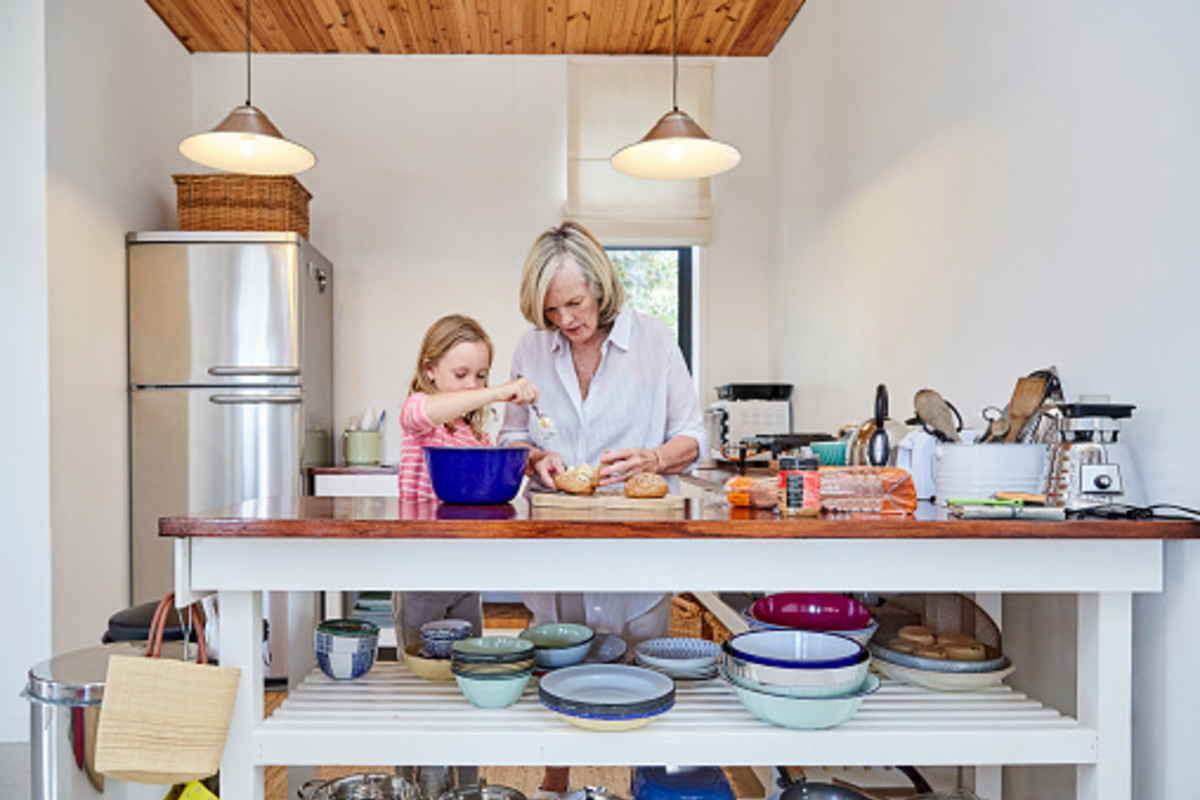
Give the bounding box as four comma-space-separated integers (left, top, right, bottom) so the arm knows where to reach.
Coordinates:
162, 496, 1200, 800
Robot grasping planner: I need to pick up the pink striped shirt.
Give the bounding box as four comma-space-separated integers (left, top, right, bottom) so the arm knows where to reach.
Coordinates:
398, 392, 492, 500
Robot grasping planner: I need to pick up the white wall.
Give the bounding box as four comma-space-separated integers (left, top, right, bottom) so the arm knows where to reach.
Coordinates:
768, 1, 1200, 796
45, 0, 192, 655
0, 0, 50, 744
192, 54, 772, 460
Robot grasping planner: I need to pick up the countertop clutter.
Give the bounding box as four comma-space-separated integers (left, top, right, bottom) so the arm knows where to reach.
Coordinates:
163, 498, 1198, 800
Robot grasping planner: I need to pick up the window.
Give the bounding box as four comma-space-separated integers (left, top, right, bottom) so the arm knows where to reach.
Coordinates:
607, 247, 694, 370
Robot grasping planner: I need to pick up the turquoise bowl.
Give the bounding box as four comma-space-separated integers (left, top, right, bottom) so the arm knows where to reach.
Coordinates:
519, 623, 595, 668
722, 668, 879, 729
454, 670, 532, 709
451, 636, 535, 663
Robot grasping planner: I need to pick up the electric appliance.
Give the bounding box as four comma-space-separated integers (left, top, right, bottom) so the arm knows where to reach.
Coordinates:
1044, 400, 1144, 510
705, 383, 792, 463
127, 231, 333, 680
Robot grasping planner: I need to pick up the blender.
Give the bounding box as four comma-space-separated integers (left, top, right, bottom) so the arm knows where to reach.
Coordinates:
1044, 399, 1145, 510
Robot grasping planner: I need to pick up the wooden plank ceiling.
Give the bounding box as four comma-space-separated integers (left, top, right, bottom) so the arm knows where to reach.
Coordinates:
145, 0, 805, 57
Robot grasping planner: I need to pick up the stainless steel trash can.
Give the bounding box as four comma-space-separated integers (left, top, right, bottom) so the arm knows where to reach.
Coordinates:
24, 643, 177, 799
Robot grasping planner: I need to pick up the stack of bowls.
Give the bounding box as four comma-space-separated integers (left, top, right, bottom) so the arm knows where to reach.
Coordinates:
519, 623, 595, 669
634, 637, 721, 680
740, 592, 879, 646
421, 618, 474, 658
538, 664, 675, 731
450, 636, 535, 708
315, 619, 379, 681
720, 629, 878, 729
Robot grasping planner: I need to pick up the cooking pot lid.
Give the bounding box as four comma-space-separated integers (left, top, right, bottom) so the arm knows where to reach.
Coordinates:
440, 783, 529, 800
25, 641, 191, 705
564, 787, 629, 800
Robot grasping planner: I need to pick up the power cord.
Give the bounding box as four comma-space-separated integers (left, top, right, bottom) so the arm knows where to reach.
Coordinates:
1069, 503, 1200, 521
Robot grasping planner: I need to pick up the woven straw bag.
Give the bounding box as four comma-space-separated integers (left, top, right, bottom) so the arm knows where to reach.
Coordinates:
94, 594, 241, 785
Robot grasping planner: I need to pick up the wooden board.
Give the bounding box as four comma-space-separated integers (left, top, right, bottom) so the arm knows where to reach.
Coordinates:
528, 490, 685, 509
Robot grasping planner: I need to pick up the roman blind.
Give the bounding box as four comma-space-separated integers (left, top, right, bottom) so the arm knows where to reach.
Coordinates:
566, 58, 713, 245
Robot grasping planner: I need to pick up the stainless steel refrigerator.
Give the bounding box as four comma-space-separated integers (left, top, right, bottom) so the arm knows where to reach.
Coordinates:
127, 231, 333, 677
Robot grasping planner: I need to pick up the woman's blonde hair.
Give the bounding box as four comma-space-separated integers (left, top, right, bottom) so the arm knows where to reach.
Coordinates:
409, 314, 494, 439
518, 221, 625, 329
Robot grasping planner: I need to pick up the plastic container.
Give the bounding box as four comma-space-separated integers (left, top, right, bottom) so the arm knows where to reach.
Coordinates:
819, 467, 917, 514
632, 767, 735, 800
777, 456, 820, 517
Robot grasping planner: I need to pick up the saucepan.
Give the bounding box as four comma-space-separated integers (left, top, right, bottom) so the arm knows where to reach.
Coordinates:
299, 773, 420, 800
775, 766, 932, 800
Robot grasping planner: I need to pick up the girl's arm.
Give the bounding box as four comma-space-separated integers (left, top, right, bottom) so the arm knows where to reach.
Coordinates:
423, 377, 538, 426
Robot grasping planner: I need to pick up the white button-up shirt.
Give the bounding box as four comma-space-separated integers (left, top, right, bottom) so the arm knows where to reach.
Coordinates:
498, 308, 707, 492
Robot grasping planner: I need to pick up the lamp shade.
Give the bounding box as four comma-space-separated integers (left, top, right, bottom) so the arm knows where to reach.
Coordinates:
180, 104, 316, 175
611, 109, 741, 180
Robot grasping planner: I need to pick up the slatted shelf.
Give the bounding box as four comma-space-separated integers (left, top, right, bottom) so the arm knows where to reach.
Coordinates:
256, 664, 1096, 768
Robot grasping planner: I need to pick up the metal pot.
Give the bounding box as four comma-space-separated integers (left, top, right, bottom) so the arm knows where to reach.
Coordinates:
564, 787, 630, 800
437, 782, 529, 800
299, 773, 421, 800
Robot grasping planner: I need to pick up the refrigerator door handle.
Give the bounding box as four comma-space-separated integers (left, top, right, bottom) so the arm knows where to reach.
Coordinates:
207, 366, 302, 377
209, 394, 304, 405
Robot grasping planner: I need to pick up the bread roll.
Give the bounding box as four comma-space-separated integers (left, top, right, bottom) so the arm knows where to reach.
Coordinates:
916, 646, 948, 660
887, 638, 919, 655
624, 472, 669, 499
897, 625, 935, 646
555, 464, 598, 495
936, 632, 978, 647
944, 643, 988, 661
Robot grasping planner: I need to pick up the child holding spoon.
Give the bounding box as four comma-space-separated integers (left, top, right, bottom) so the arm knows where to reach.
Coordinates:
393, 314, 539, 647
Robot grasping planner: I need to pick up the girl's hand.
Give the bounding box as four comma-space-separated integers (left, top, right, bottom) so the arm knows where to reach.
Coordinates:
494, 377, 539, 405
528, 449, 565, 488
598, 447, 662, 486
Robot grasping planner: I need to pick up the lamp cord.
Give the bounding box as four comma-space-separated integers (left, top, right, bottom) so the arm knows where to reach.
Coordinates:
245, 0, 252, 106
671, 0, 679, 111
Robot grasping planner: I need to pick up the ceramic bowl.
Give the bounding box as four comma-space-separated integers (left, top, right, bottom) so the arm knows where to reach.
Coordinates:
315, 619, 379, 681
454, 670, 532, 709
722, 629, 867, 670
722, 652, 870, 697
870, 642, 1010, 674
537, 664, 675, 714
873, 658, 1015, 692
423, 446, 529, 504
402, 642, 454, 681
519, 623, 595, 668
421, 619, 474, 658
451, 636, 536, 664
740, 608, 880, 646
721, 667, 879, 729
452, 656, 536, 678
749, 593, 874, 632
634, 638, 721, 672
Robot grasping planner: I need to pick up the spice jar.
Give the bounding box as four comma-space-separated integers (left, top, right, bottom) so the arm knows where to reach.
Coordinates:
777, 456, 820, 517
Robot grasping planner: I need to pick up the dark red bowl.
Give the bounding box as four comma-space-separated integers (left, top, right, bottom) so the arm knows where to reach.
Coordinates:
749, 593, 872, 632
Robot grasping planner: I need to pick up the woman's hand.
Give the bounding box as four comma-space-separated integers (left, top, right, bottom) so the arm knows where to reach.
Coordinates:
528, 448, 566, 488
598, 447, 662, 486
493, 377, 538, 405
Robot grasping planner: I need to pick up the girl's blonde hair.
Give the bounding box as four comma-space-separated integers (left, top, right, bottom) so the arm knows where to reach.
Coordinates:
409, 314, 494, 439
518, 221, 625, 329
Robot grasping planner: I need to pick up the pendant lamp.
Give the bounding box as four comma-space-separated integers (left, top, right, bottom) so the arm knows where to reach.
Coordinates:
179, 0, 316, 175
610, 0, 741, 180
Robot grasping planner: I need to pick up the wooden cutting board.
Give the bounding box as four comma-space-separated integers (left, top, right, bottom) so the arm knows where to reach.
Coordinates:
528, 490, 686, 509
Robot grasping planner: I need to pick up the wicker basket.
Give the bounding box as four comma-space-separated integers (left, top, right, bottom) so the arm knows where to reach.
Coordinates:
174, 174, 312, 239
670, 593, 733, 643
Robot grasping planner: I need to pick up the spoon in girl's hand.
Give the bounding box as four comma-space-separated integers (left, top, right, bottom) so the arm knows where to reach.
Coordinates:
529, 400, 555, 441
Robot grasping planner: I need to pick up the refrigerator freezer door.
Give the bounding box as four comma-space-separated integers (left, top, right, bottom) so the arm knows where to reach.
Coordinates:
130, 387, 304, 603
128, 239, 303, 386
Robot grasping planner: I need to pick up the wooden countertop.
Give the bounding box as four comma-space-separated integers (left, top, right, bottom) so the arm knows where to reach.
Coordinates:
159, 494, 1200, 540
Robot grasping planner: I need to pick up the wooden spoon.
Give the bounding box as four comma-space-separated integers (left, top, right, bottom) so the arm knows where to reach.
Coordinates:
1004, 376, 1047, 443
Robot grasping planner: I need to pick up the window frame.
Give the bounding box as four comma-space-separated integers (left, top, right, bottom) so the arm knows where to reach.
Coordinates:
605, 245, 694, 372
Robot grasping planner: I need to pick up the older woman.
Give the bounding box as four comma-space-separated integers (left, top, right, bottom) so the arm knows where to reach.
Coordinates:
500, 221, 708, 799
499, 221, 707, 492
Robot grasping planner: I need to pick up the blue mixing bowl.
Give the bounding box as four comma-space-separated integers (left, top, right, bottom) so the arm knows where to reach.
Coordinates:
423, 446, 529, 504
